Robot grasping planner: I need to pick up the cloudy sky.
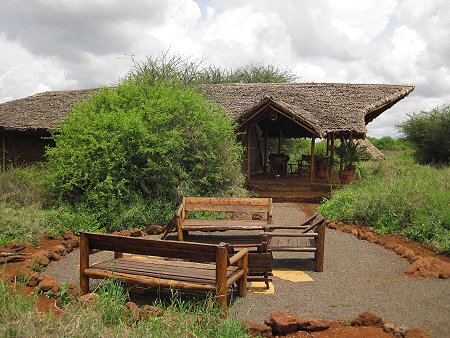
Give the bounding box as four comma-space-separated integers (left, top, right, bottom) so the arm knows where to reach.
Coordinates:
1, 0, 449, 137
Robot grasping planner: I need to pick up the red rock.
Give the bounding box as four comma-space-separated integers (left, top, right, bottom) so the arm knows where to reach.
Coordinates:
63, 231, 75, 240
326, 221, 337, 229
38, 275, 60, 293
32, 251, 51, 267
394, 244, 408, 256
405, 327, 431, 338
126, 301, 139, 320
404, 257, 450, 278
78, 292, 99, 303
402, 249, 416, 261
62, 240, 74, 253
68, 283, 82, 299
129, 229, 142, 237
245, 321, 272, 337
120, 230, 131, 237
140, 305, 164, 319
351, 312, 384, 328
145, 225, 164, 235
49, 252, 61, 261
54, 245, 67, 256
297, 318, 331, 331
26, 272, 43, 287
265, 310, 302, 335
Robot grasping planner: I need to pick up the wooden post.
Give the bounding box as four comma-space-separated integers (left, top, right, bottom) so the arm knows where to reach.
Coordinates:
329, 133, 335, 183
216, 244, 229, 315
263, 129, 268, 173
1, 132, 5, 172
310, 138, 315, 183
247, 126, 251, 179
315, 223, 325, 272
326, 134, 330, 157
237, 251, 248, 297
261, 234, 270, 289
79, 233, 90, 294
339, 136, 344, 171
278, 129, 281, 153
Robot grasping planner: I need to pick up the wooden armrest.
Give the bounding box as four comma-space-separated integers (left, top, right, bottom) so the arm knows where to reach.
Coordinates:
262, 232, 318, 238
175, 203, 184, 217
229, 248, 249, 265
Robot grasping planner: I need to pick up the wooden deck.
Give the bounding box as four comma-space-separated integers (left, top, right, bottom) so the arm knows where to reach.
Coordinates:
247, 173, 340, 202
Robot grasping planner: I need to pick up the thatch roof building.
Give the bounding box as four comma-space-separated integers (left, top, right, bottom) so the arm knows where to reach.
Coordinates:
0, 83, 413, 173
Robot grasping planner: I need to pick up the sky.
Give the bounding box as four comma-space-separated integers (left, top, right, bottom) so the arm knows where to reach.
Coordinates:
0, 0, 449, 138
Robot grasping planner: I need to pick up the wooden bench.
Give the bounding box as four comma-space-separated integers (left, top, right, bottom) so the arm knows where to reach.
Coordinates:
79, 232, 249, 313
263, 213, 326, 272
162, 197, 273, 241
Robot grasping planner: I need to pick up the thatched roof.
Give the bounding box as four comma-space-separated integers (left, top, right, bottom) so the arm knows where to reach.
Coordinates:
202, 83, 414, 138
0, 83, 414, 137
356, 139, 386, 161
0, 89, 97, 132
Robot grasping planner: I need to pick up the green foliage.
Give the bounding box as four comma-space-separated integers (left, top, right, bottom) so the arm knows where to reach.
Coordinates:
367, 136, 410, 151
46, 80, 245, 231
319, 151, 450, 254
129, 52, 297, 86
397, 104, 450, 164
0, 280, 249, 337
336, 139, 367, 169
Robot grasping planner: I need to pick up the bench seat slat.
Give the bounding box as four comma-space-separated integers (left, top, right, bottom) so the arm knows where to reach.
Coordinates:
89, 258, 239, 285
185, 204, 270, 213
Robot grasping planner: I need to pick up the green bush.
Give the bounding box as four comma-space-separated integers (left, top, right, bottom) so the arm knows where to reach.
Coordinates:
397, 104, 450, 164
319, 151, 450, 254
46, 80, 245, 230
367, 136, 410, 151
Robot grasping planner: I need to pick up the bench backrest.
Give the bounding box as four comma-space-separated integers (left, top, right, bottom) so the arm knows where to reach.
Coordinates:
183, 197, 272, 214
81, 232, 233, 263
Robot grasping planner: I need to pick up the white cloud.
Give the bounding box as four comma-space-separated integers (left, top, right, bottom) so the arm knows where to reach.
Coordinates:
1, 0, 449, 136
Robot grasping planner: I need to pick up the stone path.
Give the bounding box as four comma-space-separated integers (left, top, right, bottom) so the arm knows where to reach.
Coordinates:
45, 203, 450, 337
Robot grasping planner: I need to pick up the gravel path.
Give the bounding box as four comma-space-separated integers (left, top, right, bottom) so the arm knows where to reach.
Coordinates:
45, 203, 450, 337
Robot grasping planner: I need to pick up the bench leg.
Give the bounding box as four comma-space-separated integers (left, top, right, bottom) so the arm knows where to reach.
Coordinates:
79, 233, 90, 294
315, 224, 325, 272
177, 219, 184, 241
216, 247, 228, 315
237, 254, 248, 297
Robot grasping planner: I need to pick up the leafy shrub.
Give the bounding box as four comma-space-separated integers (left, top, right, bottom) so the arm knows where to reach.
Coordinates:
46, 80, 245, 230
367, 136, 410, 151
319, 151, 450, 254
397, 104, 450, 164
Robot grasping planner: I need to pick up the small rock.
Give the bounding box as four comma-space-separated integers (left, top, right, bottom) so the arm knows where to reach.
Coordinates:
265, 310, 301, 335
384, 242, 398, 251
38, 275, 60, 293
383, 321, 396, 333
68, 283, 82, 299
32, 251, 51, 267
54, 245, 67, 256
394, 244, 408, 256
245, 321, 272, 337
394, 326, 407, 338
297, 318, 331, 332
26, 272, 43, 287
78, 292, 99, 304
404, 257, 450, 278
326, 221, 337, 229
63, 240, 74, 253
401, 249, 416, 261
49, 252, 61, 261
120, 230, 131, 237
126, 301, 140, 320
252, 213, 264, 220
140, 305, 164, 319
63, 231, 75, 240
351, 229, 359, 237
145, 225, 164, 235
129, 229, 142, 237
404, 327, 431, 338
351, 312, 384, 328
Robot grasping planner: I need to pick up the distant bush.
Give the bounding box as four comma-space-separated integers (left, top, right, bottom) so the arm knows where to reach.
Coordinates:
367, 136, 410, 151
397, 104, 450, 164
46, 80, 245, 230
319, 151, 450, 254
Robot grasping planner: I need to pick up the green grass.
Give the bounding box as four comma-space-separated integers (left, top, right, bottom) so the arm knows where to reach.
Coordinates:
319, 150, 450, 254
0, 279, 249, 338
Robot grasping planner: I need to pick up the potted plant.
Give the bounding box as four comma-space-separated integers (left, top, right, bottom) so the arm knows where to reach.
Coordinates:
337, 140, 366, 184
314, 147, 328, 179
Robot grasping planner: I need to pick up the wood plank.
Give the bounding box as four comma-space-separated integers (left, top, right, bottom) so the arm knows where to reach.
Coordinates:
183, 225, 266, 232
84, 269, 217, 292
184, 204, 270, 213
264, 233, 318, 238
183, 219, 267, 227
270, 247, 317, 252
85, 232, 222, 253
184, 197, 271, 206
